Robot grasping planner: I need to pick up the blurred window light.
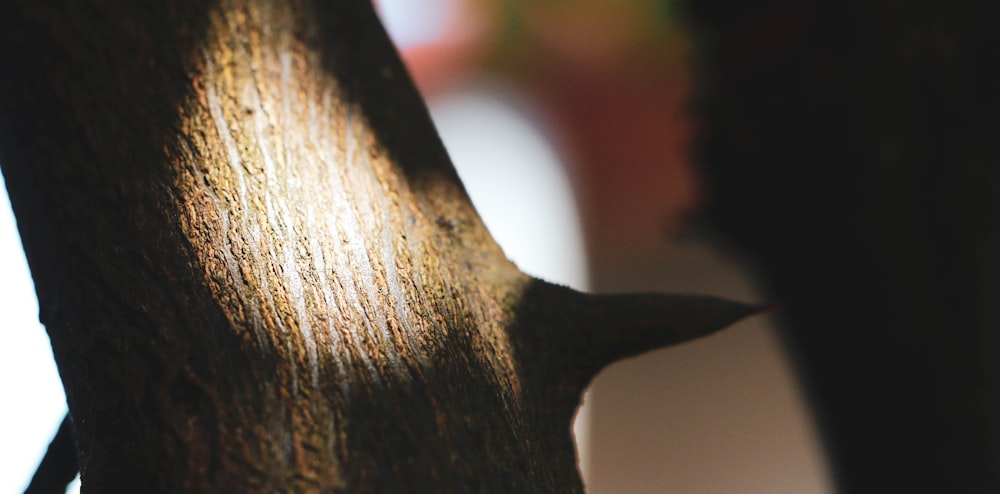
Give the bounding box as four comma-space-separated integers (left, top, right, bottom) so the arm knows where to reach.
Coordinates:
374, 0, 455, 49
428, 85, 587, 292
0, 174, 70, 494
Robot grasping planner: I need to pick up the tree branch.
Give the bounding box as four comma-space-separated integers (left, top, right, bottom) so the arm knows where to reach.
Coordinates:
0, 1, 754, 491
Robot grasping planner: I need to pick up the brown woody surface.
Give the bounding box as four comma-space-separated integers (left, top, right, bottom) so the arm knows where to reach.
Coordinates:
0, 1, 751, 492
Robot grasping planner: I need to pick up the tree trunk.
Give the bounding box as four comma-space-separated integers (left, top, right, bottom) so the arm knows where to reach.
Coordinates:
0, 1, 751, 492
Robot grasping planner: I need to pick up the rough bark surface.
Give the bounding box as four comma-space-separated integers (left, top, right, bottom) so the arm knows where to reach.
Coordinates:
0, 1, 752, 492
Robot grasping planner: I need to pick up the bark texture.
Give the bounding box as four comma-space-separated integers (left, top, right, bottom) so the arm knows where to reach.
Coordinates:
0, 1, 752, 492
690, 0, 1000, 491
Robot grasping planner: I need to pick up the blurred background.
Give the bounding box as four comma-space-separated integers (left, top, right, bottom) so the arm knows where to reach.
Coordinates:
374, 1, 832, 492
2, 1, 832, 492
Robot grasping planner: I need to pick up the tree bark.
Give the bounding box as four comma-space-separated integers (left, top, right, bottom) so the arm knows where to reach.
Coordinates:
0, 1, 752, 492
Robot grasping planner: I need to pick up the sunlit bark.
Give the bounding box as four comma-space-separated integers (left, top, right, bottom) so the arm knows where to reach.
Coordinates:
0, 1, 751, 492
